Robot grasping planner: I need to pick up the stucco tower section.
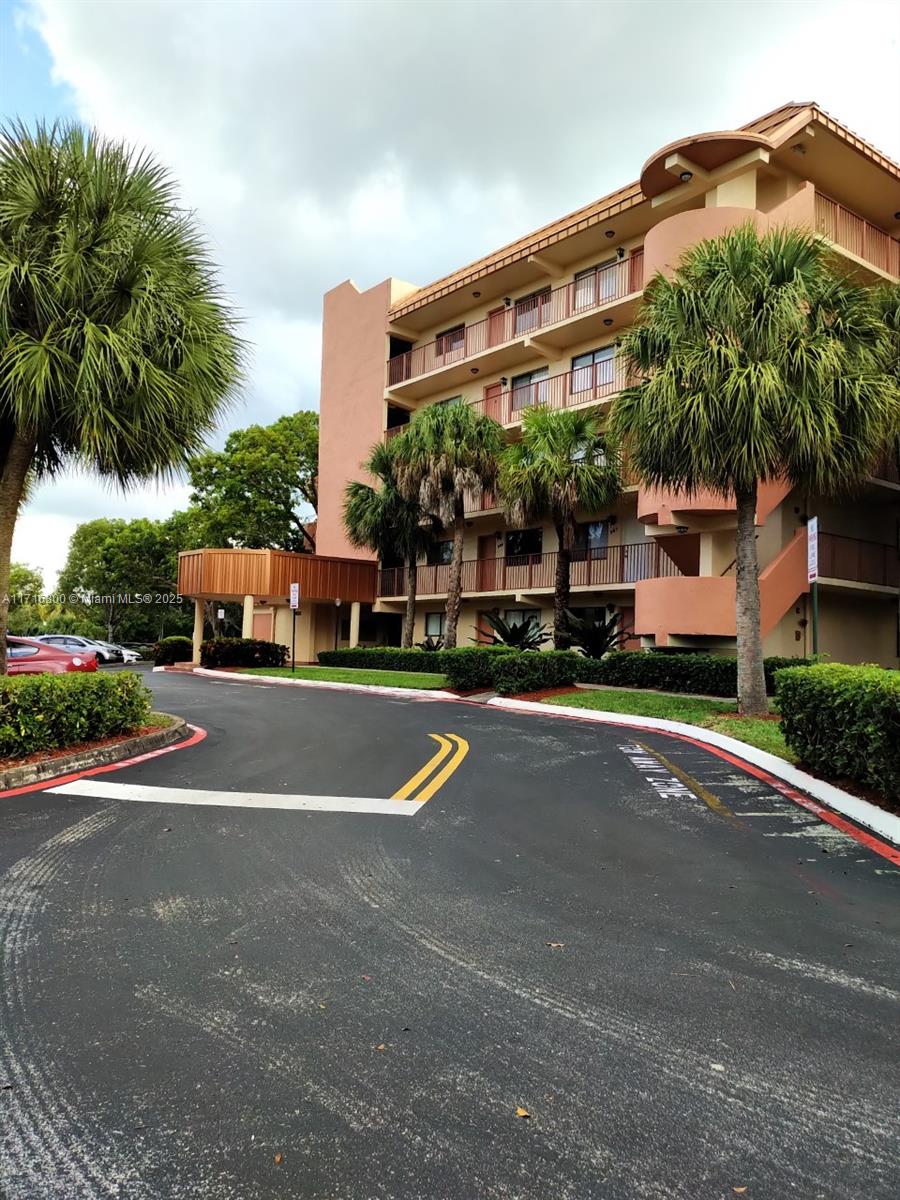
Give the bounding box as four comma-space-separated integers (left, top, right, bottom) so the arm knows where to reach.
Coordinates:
316, 277, 416, 560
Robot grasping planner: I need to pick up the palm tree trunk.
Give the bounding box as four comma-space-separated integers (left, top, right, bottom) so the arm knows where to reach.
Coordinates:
553, 519, 574, 650
443, 496, 466, 649
402, 558, 417, 648
734, 483, 768, 716
0, 432, 35, 674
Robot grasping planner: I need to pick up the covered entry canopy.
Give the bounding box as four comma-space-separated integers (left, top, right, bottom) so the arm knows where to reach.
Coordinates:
177, 548, 376, 605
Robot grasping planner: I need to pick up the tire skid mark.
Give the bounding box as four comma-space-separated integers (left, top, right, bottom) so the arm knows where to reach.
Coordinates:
338, 845, 897, 1181
0, 805, 136, 1199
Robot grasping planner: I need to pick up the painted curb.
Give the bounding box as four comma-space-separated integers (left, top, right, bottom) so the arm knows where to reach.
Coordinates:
0, 714, 188, 792
191, 667, 458, 702
488, 696, 900, 849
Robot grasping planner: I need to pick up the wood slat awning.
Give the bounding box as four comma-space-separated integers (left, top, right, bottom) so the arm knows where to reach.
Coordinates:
178, 548, 376, 604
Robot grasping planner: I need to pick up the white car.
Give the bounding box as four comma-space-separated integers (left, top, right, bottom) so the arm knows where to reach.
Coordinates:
121, 647, 142, 663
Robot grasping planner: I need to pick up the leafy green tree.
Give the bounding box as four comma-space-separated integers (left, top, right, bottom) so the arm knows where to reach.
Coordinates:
396, 400, 504, 648
499, 406, 621, 649
343, 438, 434, 648
612, 224, 898, 715
189, 411, 318, 551
6, 562, 44, 634
0, 120, 241, 670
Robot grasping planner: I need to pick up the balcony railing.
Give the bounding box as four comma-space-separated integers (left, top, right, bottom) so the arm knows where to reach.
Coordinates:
815, 194, 900, 277
818, 532, 899, 588
871, 451, 900, 484
468, 358, 630, 425
377, 540, 680, 597
387, 253, 644, 387
383, 424, 408, 442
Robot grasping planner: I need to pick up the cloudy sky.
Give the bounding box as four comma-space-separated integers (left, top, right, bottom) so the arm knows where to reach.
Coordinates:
3, 0, 899, 585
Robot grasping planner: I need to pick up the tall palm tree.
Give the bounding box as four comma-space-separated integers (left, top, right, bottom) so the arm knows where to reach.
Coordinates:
343, 438, 433, 648
611, 223, 898, 715
499, 405, 622, 649
397, 399, 504, 648
0, 121, 242, 671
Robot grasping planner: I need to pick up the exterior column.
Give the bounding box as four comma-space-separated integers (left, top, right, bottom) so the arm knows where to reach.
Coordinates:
349, 601, 361, 648
242, 594, 254, 638
192, 598, 204, 664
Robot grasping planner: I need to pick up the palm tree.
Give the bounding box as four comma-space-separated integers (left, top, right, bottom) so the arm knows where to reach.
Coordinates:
0, 121, 242, 671
611, 223, 898, 716
343, 438, 433, 648
397, 399, 504, 648
499, 405, 622, 649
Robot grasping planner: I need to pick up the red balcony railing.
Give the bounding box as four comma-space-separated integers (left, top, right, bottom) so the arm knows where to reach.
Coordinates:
468, 358, 629, 425
383, 424, 408, 442
818, 533, 899, 588
377, 540, 680, 597
815, 194, 900, 277
387, 252, 644, 386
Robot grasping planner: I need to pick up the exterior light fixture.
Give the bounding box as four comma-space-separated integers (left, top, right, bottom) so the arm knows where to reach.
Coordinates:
894, 212, 900, 220
616, 247, 625, 259
503, 297, 512, 306
472, 290, 481, 298
604, 230, 615, 239
679, 170, 693, 183
603, 318, 613, 327
470, 367, 479, 375
675, 525, 689, 534
500, 377, 508, 386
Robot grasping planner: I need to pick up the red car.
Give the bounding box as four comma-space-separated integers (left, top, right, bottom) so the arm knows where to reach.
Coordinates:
6, 636, 98, 674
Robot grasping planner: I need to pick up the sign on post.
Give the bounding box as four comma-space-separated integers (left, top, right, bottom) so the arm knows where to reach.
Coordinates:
217, 607, 225, 620
289, 582, 300, 610
807, 516, 818, 583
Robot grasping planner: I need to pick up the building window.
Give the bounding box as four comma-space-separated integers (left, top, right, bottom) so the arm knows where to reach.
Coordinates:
572, 346, 615, 396
511, 367, 549, 411
514, 287, 551, 335
426, 539, 454, 565
504, 608, 539, 628
435, 325, 465, 357
574, 520, 609, 561
425, 612, 445, 638
505, 528, 543, 562
574, 259, 617, 310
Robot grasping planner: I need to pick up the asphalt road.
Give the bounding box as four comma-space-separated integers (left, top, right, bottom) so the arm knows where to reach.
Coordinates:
1, 669, 898, 1200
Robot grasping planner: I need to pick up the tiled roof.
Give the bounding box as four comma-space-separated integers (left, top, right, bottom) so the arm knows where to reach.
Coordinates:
389, 101, 898, 320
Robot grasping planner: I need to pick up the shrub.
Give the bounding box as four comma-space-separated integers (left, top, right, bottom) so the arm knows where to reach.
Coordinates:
494, 651, 580, 696
776, 663, 900, 799
564, 609, 629, 658
574, 651, 811, 697
201, 638, 288, 668
154, 635, 194, 665
0, 671, 153, 759
476, 611, 550, 651
317, 645, 513, 689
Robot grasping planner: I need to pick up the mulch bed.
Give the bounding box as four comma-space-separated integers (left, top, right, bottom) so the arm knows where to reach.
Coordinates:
509, 686, 581, 703
0, 724, 169, 772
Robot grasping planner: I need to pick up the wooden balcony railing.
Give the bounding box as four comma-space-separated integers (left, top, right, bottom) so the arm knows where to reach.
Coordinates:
377, 540, 680, 597
387, 252, 644, 386
383, 424, 408, 442
468, 358, 629, 425
815, 194, 900, 277
871, 451, 900, 484
818, 533, 899, 588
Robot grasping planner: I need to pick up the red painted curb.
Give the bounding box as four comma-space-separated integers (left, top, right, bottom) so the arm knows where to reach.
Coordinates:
0, 724, 208, 800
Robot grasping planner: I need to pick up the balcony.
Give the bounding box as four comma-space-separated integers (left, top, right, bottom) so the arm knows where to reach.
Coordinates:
818, 532, 899, 588
386, 254, 644, 396
468, 358, 629, 426
815, 194, 900, 278
377, 540, 681, 598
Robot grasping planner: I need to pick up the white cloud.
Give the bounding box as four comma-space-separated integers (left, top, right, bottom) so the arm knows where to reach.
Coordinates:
11, 0, 900, 585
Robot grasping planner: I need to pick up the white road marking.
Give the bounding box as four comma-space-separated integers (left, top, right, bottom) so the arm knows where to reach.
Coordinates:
48, 779, 423, 815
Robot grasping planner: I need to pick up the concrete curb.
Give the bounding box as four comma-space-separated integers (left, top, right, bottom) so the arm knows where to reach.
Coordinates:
489, 697, 900, 849
191, 667, 458, 702
0, 714, 188, 792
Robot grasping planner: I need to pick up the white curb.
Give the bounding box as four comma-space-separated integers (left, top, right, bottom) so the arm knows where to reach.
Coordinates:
190, 666, 457, 702
488, 696, 900, 849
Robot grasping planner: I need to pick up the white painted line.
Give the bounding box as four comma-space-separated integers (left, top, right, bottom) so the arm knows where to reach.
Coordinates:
48, 779, 424, 815
489, 696, 900, 849
191, 667, 457, 702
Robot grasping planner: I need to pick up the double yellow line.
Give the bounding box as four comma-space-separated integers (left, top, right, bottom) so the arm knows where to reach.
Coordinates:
391, 733, 469, 805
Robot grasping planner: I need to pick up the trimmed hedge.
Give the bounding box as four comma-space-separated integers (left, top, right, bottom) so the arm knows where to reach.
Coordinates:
776, 663, 900, 800
154, 635, 194, 665
0, 671, 153, 759
317, 645, 514, 690
574, 652, 811, 697
494, 651, 580, 696
201, 638, 288, 668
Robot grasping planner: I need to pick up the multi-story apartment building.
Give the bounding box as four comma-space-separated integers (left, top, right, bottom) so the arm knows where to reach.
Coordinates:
179, 102, 899, 666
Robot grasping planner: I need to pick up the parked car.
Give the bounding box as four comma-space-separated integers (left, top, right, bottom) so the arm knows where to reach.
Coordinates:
90, 639, 128, 663
120, 647, 143, 664
35, 634, 123, 663
6, 636, 97, 674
